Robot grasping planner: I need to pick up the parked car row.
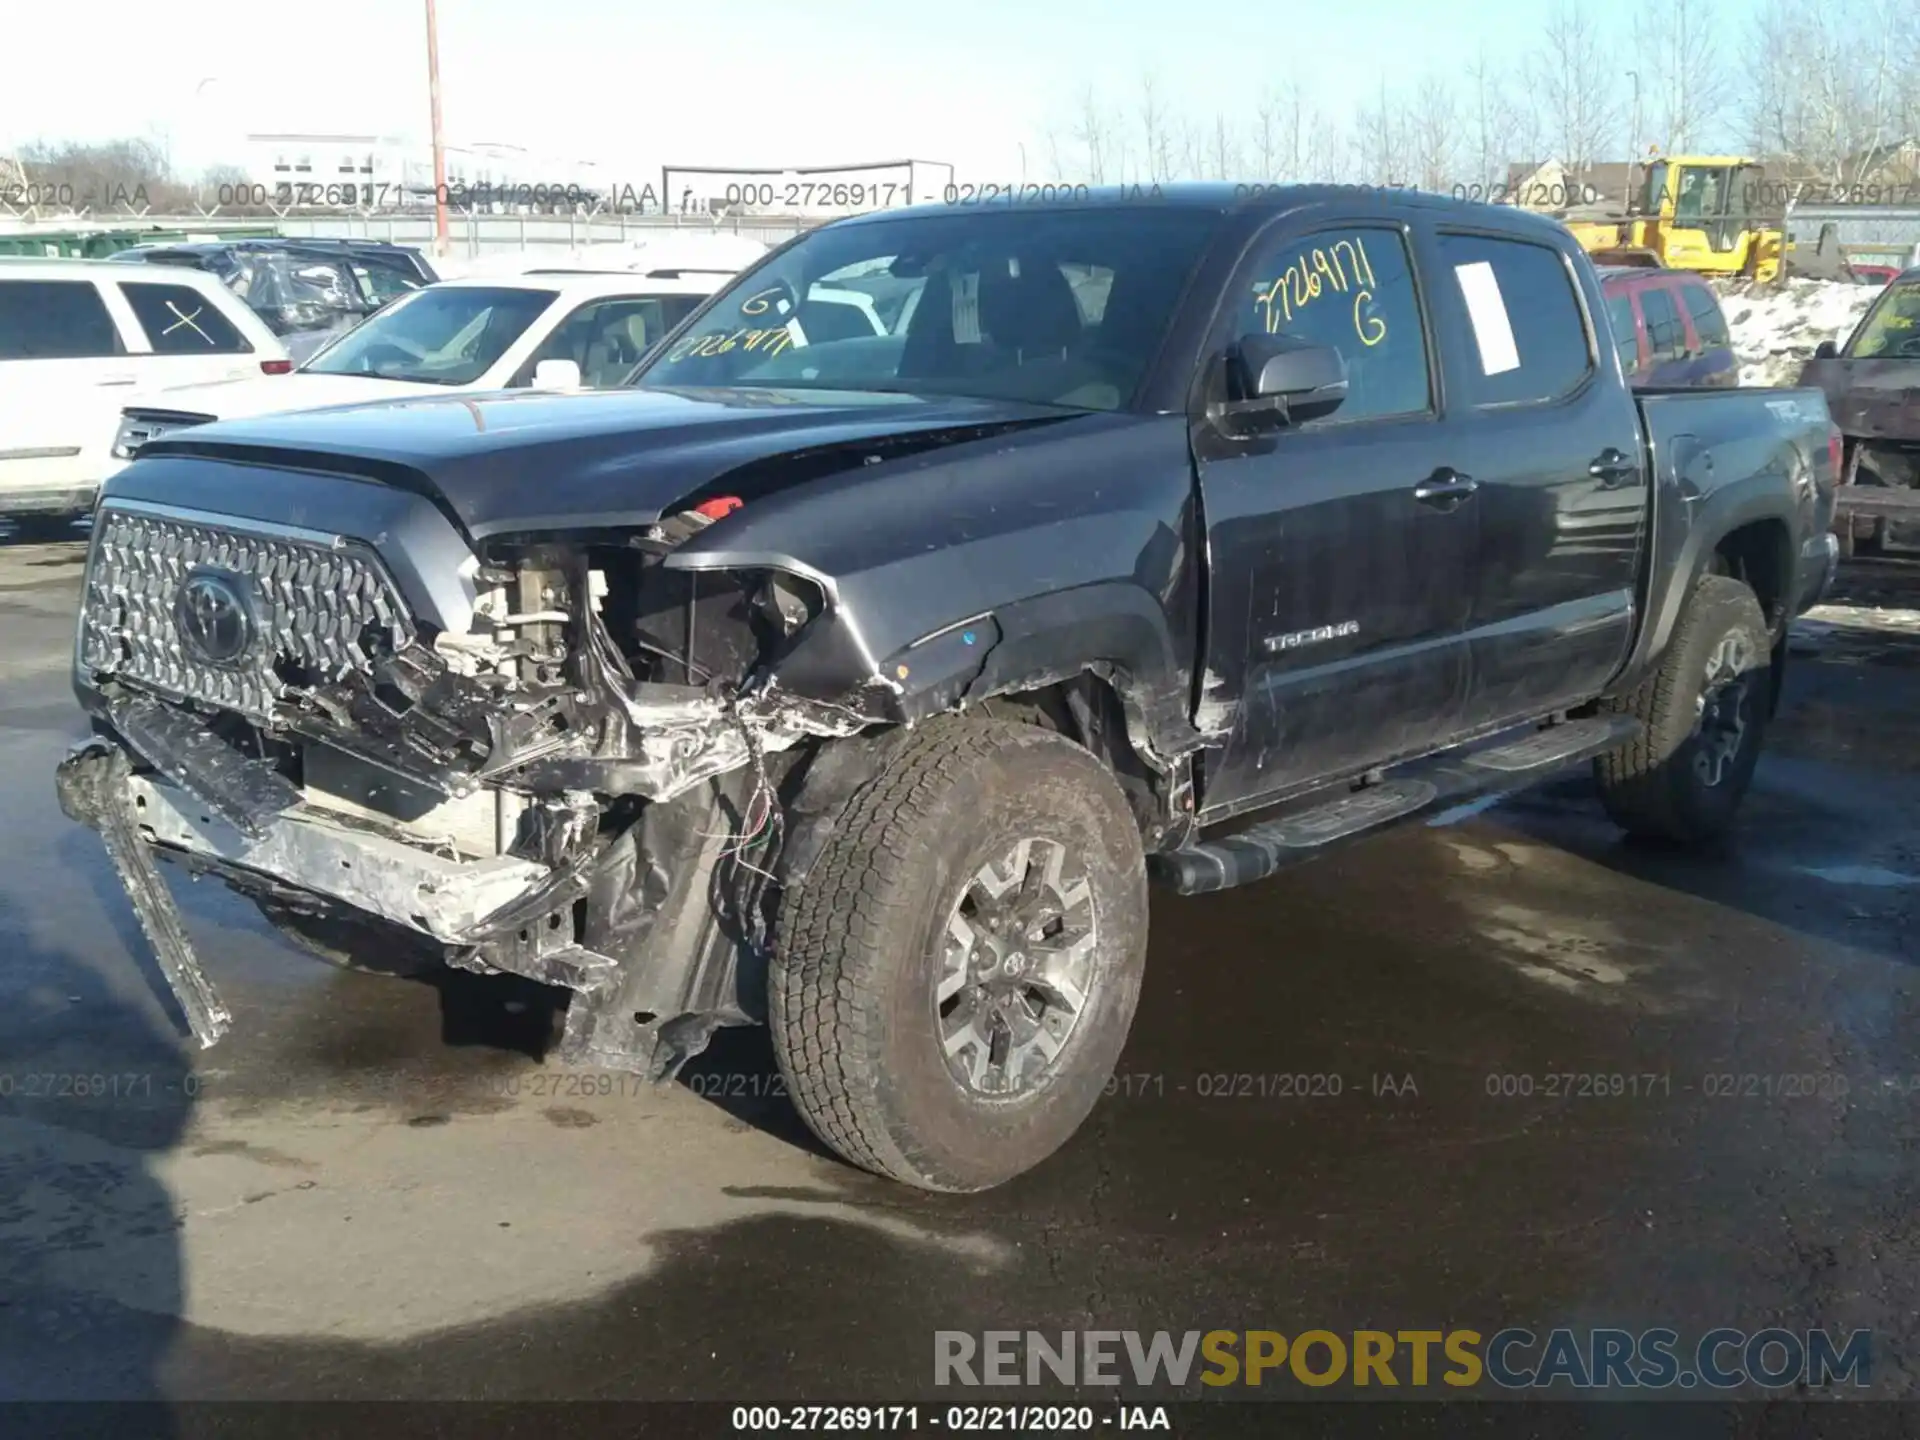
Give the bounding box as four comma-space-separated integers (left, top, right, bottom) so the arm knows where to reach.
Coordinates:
0, 237, 771, 528
108, 237, 440, 364
0, 259, 289, 527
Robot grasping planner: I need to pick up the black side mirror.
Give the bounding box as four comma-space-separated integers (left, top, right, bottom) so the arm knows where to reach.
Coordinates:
1812, 339, 1839, 360
1231, 334, 1349, 424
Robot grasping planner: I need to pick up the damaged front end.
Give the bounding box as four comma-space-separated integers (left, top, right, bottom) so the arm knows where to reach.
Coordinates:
57, 498, 888, 1075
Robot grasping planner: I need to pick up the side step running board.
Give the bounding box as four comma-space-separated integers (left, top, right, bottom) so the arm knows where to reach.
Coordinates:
1152, 714, 1641, 896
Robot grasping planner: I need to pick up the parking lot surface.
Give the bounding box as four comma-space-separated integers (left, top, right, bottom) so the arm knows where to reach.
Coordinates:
3, 535, 1918, 1401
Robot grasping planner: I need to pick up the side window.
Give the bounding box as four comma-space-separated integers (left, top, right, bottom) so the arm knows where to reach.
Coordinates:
352, 263, 422, 305
795, 295, 880, 344
120, 282, 252, 354
1062, 262, 1115, 325
1681, 283, 1730, 348
519, 298, 666, 387
1237, 226, 1431, 421
1436, 232, 1592, 405
1605, 292, 1640, 373
1641, 288, 1685, 361
0, 280, 126, 359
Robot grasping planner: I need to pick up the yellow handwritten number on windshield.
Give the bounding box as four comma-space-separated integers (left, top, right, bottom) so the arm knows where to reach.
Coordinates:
739, 287, 783, 317
1254, 235, 1385, 345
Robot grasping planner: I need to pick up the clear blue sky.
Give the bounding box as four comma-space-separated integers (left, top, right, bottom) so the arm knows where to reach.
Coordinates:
3, 0, 1764, 182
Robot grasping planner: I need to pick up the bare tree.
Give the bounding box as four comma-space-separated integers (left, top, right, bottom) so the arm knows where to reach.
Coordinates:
1207, 114, 1240, 180
1169, 114, 1204, 180
1278, 79, 1338, 182
1635, 0, 1729, 151
1250, 88, 1282, 180
1138, 73, 1176, 183
1462, 46, 1534, 195
1353, 77, 1410, 185
1535, 0, 1621, 169
1742, 0, 1920, 184
1071, 84, 1117, 185
1408, 73, 1459, 192
16, 138, 189, 213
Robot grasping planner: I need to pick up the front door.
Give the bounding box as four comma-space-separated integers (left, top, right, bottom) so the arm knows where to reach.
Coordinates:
1193, 216, 1478, 818
1425, 228, 1648, 731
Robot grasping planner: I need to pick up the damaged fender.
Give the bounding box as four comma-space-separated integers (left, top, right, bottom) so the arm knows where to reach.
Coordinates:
663, 410, 1209, 774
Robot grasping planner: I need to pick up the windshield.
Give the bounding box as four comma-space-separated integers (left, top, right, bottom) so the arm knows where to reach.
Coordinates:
302, 285, 557, 384
630, 207, 1220, 411
1845, 280, 1920, 359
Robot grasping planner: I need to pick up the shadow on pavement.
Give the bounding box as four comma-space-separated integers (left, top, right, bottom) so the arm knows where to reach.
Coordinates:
0, 925, 190, 1416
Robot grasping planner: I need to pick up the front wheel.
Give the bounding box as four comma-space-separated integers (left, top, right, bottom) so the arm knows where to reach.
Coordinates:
1596, 574, 1772, 843
770, 719, 1149, 1191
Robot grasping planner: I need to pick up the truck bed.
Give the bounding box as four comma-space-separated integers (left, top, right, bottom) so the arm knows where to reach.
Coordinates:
1623, 385, 1837, 685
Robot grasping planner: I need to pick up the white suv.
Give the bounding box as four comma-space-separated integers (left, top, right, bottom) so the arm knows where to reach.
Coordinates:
111, 270, 739, 460
0, 260, 290, 526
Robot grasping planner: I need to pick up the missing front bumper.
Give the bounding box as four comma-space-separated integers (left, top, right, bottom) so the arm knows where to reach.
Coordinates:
56, 737, 754, 1079
56, 743, 231, 1048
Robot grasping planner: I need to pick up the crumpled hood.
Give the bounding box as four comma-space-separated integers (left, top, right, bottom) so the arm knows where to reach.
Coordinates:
120, 385, 1077, 540
1798, 356, 1920, 442
127, 372, 439, 422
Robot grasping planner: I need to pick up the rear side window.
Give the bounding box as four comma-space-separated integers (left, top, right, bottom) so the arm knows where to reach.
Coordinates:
1681, 282, 1730, 348
120, 282, 253, 354
1605, 292, 1639, 372
1641, 288, 1685, 361
1437, 233, 1592, 405
1236, 225, 1432, 421
0, 279, 125, 359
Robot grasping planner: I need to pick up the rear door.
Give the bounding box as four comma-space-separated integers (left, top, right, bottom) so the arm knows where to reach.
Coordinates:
0, 277, 139, 504
1193, 214, 1477, 816
1426, 229, 1648, 732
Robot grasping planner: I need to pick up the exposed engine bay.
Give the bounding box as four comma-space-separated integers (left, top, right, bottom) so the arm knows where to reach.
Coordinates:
58, 494, 898, 1078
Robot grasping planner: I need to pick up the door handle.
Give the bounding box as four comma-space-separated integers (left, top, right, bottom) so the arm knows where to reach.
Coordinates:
1589, 448, 1638, 487
99, 376, 138, 386
1413, 468, 1478, 508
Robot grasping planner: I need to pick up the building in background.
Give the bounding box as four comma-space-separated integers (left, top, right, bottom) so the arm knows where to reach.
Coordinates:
240, 134, 606, 207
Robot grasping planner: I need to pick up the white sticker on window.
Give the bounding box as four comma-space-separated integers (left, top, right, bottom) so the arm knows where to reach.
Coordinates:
1454, 261, 1520, 376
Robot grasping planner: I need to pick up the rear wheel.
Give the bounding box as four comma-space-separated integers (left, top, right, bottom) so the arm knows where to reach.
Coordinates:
770, 719, 1149, 1191
1596, 574, 1772, 843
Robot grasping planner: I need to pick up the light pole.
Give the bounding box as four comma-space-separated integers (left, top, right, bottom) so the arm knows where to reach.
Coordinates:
425, 0, 449, 256
1625, 70, 1642, 209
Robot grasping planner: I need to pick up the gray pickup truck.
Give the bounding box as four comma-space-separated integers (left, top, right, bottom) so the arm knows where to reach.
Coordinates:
60, 185, 1840, 1191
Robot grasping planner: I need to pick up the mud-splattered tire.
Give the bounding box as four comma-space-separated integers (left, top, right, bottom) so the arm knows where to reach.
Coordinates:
1596, 574, 1772, 843
770, 718, 1149, 1192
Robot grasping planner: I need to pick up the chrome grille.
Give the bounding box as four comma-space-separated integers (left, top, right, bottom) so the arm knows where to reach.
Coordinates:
79, 505, 414, 722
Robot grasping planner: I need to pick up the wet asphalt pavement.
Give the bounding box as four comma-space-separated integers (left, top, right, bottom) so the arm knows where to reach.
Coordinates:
3, 531, 1919, 1406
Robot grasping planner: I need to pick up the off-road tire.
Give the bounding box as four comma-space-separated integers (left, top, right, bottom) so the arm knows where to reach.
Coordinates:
1596, 573, 1771, 843
770, 718, 1149, 1192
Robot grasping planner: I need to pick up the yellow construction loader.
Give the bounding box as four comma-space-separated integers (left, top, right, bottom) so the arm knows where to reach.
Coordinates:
1558, 155, 1852, 284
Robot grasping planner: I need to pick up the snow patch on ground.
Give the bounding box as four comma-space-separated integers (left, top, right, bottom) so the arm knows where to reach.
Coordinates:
1713, 278, 1881, 387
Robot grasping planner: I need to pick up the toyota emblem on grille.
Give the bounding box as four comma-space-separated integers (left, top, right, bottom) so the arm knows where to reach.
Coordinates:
173, 569, 256, 666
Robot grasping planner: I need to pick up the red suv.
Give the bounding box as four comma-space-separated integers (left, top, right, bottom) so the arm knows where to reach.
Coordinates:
1600, 267, 1737, 388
